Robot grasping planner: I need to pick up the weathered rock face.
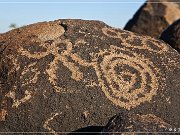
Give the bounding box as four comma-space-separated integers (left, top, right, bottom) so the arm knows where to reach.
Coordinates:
100, 112, 172, 135
160, 19, 180, 53
124, 0, 180, 38
0, 19, 180, 133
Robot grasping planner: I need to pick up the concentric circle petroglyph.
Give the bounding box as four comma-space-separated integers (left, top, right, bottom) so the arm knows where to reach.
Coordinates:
93, 45, 159, 110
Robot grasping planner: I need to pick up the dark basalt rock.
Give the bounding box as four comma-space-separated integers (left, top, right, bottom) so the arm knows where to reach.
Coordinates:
100, 112, 173, 135
160, 19, 180, 53
0, 19, 180, 134
124, 0, 180, 38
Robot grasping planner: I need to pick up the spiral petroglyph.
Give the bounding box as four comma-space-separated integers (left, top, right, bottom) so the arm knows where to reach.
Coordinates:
102, 27, 168, 53
93, 45, 159, 110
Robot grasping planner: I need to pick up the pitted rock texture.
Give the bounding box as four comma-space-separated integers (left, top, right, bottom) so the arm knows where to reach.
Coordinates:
160, 19, 180, 53
124, 0, 180, 38
100, 112, 173, 135
0, 19, 180, 133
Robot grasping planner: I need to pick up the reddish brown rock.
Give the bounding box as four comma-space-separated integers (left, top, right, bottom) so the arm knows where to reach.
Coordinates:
160, 19, 180, 53
124, 0, 180, 38
0, 19, 180, 134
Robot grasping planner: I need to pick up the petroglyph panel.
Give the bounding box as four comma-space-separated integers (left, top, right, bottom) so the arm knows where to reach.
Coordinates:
6, 26, 170, 111
17, 33, 161, 110
0, 19, 180, 132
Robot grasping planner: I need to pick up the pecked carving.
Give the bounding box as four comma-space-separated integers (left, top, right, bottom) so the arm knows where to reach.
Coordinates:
0, 19, 179, 133
92, 45, 159, 110
17, 32, 162, 110
102, 27, 168, 53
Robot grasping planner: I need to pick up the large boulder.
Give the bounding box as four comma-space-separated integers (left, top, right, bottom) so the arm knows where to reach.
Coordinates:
0, 19, 180, 133
160, 19, 180, 53
124, 0, 180, 38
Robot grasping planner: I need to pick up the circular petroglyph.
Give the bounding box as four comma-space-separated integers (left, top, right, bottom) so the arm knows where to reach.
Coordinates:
102, 27, 168, 53
94, 45, 159, 110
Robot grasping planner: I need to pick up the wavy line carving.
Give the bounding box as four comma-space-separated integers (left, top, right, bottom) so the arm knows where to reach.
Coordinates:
102, 27, 168, 53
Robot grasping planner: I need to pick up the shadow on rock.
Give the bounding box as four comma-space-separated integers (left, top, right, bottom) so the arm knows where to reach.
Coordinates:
68, 126, 104, 135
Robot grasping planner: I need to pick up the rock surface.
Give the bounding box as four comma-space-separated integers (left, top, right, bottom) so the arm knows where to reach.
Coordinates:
100, 112, 173, 135
0, 19, 180, 133
160, 19, 180, 53
124, 0, 180, 38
